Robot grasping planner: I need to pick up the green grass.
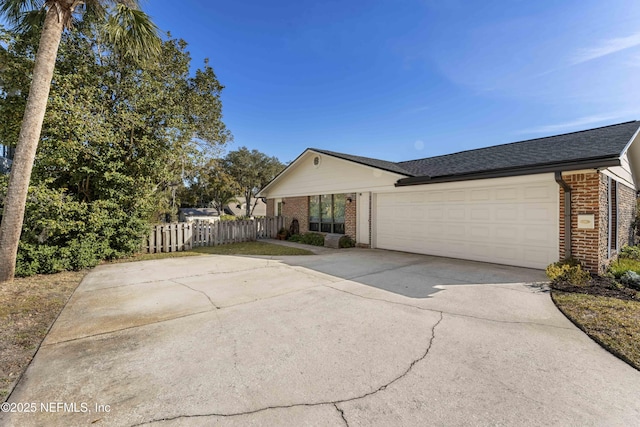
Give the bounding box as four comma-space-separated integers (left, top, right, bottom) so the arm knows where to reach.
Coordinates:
1, 271, 86, 401
112, 241, 314, 264
552, 291, 640, 370
191, 241, 314, 256
609, 257, 640, 278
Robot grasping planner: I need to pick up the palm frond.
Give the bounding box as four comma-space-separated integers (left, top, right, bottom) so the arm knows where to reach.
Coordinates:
104, 2, 160, 61
0, 0, 43, 27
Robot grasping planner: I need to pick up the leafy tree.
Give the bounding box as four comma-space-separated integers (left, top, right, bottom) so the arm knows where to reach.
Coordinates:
225, 147, 285, 217
0, 15, 231, 277
179, 158, 239, 215
0, 0, 160, 282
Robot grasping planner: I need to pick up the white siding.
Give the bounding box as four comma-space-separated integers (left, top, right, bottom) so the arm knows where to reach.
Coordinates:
261, 151, 404, 198
602, 152, 636, 190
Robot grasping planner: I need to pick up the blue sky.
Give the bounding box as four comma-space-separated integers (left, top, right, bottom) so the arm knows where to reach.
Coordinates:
145, 0, 640, 164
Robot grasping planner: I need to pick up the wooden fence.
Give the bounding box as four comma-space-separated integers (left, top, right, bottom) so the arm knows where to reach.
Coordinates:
146, 216, 287, 253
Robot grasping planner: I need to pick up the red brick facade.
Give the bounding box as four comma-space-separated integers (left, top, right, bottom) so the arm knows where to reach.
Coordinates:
281, 196, 309, 234
559, 171, 637, 274
269, 193, 358, 240
345, 193, 357, 239
266, 198, 275, 217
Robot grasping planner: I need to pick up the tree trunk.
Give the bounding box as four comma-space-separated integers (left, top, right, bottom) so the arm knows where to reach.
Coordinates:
0, 8, 65, 283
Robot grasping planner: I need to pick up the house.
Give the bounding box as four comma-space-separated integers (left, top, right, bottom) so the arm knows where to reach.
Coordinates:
226, 197, 267, 217
178, 208, 221, 223
258, 121, 640, 273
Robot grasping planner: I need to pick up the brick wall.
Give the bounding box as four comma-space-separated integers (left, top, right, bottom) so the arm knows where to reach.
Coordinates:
345, 193, 356, 239
558, 172, 601, 273
598, 174, 610, 274
559, 171, 638, 274
601, 178, 637, 269
266, 199, 275, 217
282, 196, 309, 234
617, 182, 637, 250
274, 193, 357, 239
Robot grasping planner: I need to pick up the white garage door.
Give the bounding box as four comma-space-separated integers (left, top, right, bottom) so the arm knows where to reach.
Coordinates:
374, 174, 559, 269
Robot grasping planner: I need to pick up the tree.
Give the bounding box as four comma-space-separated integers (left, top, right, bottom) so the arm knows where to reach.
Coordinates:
179, 159, 239, 215
225, 147, 285, 217
0, 21, 231, 276
0, 1, 160, 282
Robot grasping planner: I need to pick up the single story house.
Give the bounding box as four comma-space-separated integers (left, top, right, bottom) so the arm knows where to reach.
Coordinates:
178, 208, 221, 223
227, 196, 267, 217
258, 121, 640, 273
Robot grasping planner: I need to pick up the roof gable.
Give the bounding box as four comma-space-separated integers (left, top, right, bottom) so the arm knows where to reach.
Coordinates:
259, 149, 407, 197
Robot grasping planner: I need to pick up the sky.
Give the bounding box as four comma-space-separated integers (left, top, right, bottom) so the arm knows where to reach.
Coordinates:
143, 0, 640, 164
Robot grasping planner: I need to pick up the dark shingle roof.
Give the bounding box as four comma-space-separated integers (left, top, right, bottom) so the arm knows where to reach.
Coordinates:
311, 121, 640, 184
310, 148, 413, 176
398, 121, 640, 178
179, 208, 219, 217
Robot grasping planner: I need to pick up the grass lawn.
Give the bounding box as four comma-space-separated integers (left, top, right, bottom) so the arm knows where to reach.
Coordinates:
1, 240, 312, 401
111, 241, 315, 264
191, 241, 314, 256
0, 271, 86, 401
552, 291, 640, 370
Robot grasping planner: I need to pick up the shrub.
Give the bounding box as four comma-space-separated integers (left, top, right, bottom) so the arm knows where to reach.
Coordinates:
620, 271, 640, 291
545, 259, 590, 286
287, 234, 303, 242
301, 232, 325, 246
608, 257, 640, 279
4, 183, 149, 277
339, 235, 355, 248
219, 215, 237, 221
619, 245, 640, 260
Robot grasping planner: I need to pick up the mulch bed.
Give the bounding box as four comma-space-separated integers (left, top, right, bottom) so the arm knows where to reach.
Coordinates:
551, 275, 639, 301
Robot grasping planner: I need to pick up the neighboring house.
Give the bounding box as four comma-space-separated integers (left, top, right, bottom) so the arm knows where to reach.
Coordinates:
226, 197, 267, 217
258, 121, 640, 273
178, 208, 221, 223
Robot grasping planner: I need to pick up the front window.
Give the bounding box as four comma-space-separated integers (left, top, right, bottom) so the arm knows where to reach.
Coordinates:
309, 194, 345, 234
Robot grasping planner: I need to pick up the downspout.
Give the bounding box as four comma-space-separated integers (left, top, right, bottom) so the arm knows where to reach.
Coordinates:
555, 172, 572, 259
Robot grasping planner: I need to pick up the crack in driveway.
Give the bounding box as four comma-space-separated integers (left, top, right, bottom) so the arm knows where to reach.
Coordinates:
334, 403, 349, 426
43, 284, 327, 347
128, 312, 444, 426
171, 280, 220, 309
322, 283, 574, 330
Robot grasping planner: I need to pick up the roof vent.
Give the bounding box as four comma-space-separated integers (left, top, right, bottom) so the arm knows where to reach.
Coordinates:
313, 155, 321, 168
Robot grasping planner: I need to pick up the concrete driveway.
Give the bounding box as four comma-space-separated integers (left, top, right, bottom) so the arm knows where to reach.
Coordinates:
2, 247, 640, 426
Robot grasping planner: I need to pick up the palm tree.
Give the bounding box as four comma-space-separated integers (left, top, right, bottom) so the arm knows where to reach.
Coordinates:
0, 0, 160, 282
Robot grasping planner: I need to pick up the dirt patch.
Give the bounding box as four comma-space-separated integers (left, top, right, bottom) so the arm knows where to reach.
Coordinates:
551, 275, 639, 301
0, 272, 85, 401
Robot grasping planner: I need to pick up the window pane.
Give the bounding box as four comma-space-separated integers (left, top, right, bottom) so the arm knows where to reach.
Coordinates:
321, 223, 332, 233
333, 194, 345, 222
309, 196, 320, 222
333, 223, 345, 234
321, 194, 332, 223
277, 202, 282, 216
309, 223, 319, 232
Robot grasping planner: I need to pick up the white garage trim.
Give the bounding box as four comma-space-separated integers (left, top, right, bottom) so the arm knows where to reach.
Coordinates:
373, 173, 559, 269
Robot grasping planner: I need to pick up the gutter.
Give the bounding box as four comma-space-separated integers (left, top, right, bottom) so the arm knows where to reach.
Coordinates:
554, 172, 572, 260
395, 156, 620, 187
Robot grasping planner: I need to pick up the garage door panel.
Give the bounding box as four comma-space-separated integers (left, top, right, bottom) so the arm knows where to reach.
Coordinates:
375, 176, 558, 269
524, 185, 553, 199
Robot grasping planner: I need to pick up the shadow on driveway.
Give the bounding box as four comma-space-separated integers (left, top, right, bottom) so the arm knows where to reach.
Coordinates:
270, 245, 548, 298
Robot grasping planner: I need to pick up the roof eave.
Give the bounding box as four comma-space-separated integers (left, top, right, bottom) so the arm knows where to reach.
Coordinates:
395, 157, 621, 187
